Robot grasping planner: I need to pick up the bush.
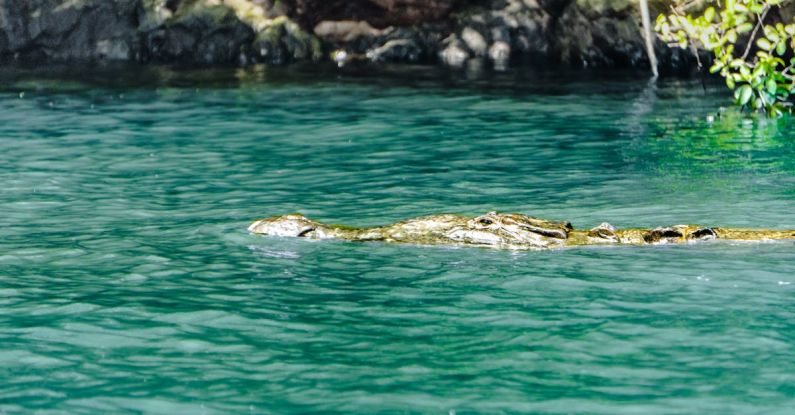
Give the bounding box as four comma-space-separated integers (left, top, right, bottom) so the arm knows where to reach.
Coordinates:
656, 0, 795, 116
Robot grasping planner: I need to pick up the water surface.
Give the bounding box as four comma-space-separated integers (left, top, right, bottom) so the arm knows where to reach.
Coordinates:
2, 65, 795, 414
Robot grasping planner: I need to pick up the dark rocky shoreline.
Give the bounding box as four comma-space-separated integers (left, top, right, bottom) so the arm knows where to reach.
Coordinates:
0, 0, 696, 71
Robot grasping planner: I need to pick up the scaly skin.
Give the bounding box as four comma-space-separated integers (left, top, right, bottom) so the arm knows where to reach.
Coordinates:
248, 212, 795, 250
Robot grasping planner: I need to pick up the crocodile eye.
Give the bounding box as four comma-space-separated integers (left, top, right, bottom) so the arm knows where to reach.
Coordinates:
296, 227, 315, 237
479, 218, 493, 226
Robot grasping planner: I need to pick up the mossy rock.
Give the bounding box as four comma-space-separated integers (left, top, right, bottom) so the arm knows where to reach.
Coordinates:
169, 1, 239, 28
283, 18, 323, 61
575, 0, 634, 14
253, 15, 322, 63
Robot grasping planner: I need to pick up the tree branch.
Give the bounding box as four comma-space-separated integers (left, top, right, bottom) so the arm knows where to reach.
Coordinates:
640, 0, 659, 78
742, 6, 770, 60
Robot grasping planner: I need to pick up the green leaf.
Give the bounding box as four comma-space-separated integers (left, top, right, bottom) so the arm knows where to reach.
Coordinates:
776, 41, 786, 56
654, 14, 665, 32
737, 22, 754, 34
757, 38, 773, 51
704, 7, 716, 22
767, 78, 777, 94
710, 62, 724, 73
737, 85, 754, 105
727, 76, 736, 90
728, 30, 737, 43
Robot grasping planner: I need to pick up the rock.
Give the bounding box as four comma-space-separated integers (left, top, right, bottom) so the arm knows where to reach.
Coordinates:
313, 20, 383, 42
554, 0, 646, 67
461, 27, 488, 57
490, 22, 511, 46
283, 16, 323, 60
0, 0, 699, 71
367, 0, 456, 21
252, 15, 322, 64
253, 18, 288, 64
575, 0, 633, 15
498, 2, 550, 57
439, 35, 469, 66
138, 0, 174, 31
488, 22, 512, 64
142, 2, 255, 64
447, 1, 550, 66
489, 41, 511, 63
96, 39, 132, 60
282, 0, 455, 27
366, 39, 421, 62
0, 0, 140, 62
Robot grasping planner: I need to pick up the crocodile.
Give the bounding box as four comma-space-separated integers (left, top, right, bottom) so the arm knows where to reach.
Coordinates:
248, 212, 795, 250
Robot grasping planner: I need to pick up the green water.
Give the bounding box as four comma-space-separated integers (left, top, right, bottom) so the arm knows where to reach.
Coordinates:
2, 66, 795, 414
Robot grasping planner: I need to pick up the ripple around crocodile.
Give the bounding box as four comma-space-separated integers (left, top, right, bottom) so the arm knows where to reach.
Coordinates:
249, 211, 795, 250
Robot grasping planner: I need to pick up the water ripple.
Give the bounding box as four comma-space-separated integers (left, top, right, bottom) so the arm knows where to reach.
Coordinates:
1, 69, 795, 413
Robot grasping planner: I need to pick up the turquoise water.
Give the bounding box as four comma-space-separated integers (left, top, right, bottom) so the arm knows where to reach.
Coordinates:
2, 66, 795, 414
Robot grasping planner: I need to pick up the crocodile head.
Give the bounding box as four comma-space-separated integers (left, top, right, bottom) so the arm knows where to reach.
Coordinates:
250, 211, 573, 249
441, 212, 572, 249
248, 214, 332, 238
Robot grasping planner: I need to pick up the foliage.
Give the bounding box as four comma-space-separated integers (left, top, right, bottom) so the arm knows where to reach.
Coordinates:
656, 0, 795, 115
